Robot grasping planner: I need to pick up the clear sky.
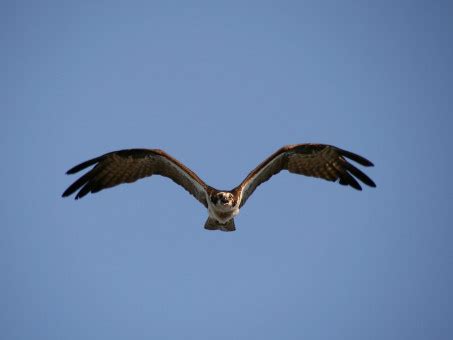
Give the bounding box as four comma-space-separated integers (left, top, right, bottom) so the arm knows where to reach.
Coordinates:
2, 1, 452, 339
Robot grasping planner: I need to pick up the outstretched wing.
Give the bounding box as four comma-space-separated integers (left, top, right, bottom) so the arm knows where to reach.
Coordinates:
62, 149, 209, 207
235, 144, 376, 207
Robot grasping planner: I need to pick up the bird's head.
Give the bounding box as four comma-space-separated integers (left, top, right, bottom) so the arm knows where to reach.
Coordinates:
211, 191, 236, 210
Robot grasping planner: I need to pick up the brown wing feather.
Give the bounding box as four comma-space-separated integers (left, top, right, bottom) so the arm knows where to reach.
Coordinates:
62, 149, 209, 207
235, 144, 376, 207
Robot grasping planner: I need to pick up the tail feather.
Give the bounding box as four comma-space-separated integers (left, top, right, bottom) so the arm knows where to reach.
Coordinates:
204, 217, 236, 232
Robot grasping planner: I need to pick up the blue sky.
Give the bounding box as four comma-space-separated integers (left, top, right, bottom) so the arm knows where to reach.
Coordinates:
2, 1, 452, 339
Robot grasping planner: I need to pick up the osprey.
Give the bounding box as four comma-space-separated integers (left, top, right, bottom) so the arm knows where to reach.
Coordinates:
62, 144, 376, 231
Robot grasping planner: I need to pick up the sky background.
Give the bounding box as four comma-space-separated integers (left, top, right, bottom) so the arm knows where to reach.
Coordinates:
2, 1, 453, 339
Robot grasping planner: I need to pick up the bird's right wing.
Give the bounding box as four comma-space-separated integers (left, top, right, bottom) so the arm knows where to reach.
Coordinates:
62, 149, 209, 207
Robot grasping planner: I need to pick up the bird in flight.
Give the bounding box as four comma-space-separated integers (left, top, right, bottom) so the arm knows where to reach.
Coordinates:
62, 144, 376, 231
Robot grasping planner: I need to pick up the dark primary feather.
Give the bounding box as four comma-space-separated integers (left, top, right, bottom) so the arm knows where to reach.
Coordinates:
62, 149, 209, 207
337, 148, 374, 167
66, 156, 104, 174
236, 144, 376, 207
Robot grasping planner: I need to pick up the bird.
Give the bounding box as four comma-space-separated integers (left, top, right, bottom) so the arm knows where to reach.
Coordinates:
62, 144, 376, 231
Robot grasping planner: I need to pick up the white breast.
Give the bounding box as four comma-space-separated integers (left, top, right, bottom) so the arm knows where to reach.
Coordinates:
205, 193, 240, 224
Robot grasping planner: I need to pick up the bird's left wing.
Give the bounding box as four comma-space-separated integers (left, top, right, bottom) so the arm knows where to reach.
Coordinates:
235, 144, 376, 208
62, 149, 209, 207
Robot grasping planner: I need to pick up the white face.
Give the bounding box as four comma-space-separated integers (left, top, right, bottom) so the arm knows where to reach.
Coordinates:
215, 192, 235, 209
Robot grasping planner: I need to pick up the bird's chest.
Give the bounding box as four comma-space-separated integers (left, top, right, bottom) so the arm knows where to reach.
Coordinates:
208, 206, 240, 224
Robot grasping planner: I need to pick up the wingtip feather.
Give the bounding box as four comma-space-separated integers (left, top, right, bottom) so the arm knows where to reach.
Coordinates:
338, 148, 374, 167
65, 156, 104, 175
344, 163, 376, 188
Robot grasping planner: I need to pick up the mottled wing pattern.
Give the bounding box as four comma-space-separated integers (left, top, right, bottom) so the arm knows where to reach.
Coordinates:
236, 144, 376, 207
62, 149, 209, 207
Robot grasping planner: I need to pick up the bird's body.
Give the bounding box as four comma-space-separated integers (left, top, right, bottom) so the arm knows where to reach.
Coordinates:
62, 144, 376, 231
205, 191, 240, 231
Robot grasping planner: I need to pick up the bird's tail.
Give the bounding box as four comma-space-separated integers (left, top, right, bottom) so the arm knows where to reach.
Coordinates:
204, 217, 236, 232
